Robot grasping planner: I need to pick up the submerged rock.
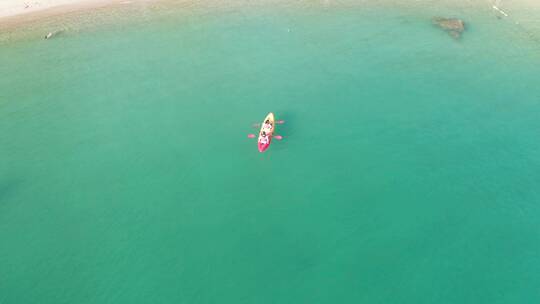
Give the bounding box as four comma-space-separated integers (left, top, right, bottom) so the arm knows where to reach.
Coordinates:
432, 17, 465, 39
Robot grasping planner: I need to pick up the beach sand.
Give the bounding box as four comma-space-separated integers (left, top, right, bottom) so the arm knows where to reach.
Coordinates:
0, 0, 136, 18
0, 0, 540, 25
0, 0, 164, 33
0, 0, 166, 43
1, 0, 539, 21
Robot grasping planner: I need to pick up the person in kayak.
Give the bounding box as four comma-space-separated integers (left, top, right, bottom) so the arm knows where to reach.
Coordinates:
259, 131, 269, 145
262, 120, 273, 132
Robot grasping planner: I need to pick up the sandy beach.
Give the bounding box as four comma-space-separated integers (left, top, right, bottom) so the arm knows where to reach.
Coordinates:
0, 0, 114, 18
0, 0, 166, 19
1, 0, 538, 21
0, 0, 540, 20
0, 0, 166, 42
0, 0, 167, 30
0, 0, 539, 26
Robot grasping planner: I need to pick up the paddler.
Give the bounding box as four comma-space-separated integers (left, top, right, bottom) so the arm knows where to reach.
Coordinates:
262, 120, 273, 132
260, 132, 269, 145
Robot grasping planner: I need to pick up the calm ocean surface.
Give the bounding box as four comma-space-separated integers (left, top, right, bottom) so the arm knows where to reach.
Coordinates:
1, 2, 540, 303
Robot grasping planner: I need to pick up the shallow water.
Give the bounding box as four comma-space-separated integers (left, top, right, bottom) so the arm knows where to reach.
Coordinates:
1, 2, 540, 303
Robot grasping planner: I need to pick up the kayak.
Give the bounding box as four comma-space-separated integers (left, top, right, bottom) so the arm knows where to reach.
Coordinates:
258, 112, 275, 152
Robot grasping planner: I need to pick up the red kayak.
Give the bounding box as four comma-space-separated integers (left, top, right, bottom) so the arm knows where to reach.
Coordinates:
257, 112, 275, 153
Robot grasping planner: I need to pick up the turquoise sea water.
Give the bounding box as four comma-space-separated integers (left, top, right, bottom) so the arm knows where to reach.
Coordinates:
1, 2, 540, 303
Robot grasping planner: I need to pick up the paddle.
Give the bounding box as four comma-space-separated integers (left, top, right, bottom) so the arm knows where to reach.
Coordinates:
252, 120, 285, 128
248, 134, 282, 140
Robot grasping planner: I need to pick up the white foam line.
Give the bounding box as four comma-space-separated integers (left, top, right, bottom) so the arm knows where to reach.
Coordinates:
492, 5, 509, 17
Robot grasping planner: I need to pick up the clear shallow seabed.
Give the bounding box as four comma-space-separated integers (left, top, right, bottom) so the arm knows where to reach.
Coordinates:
1, 2, 540, 303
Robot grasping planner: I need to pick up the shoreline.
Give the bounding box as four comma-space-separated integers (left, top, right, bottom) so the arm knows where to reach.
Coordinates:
1, 0, 539, 20
0, 0, 133, 19
0, 0, 160, 22
0, 0, 166, 43
0, 0, 166, 31
1, 0, 540, 44
2, 0, 539, 20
